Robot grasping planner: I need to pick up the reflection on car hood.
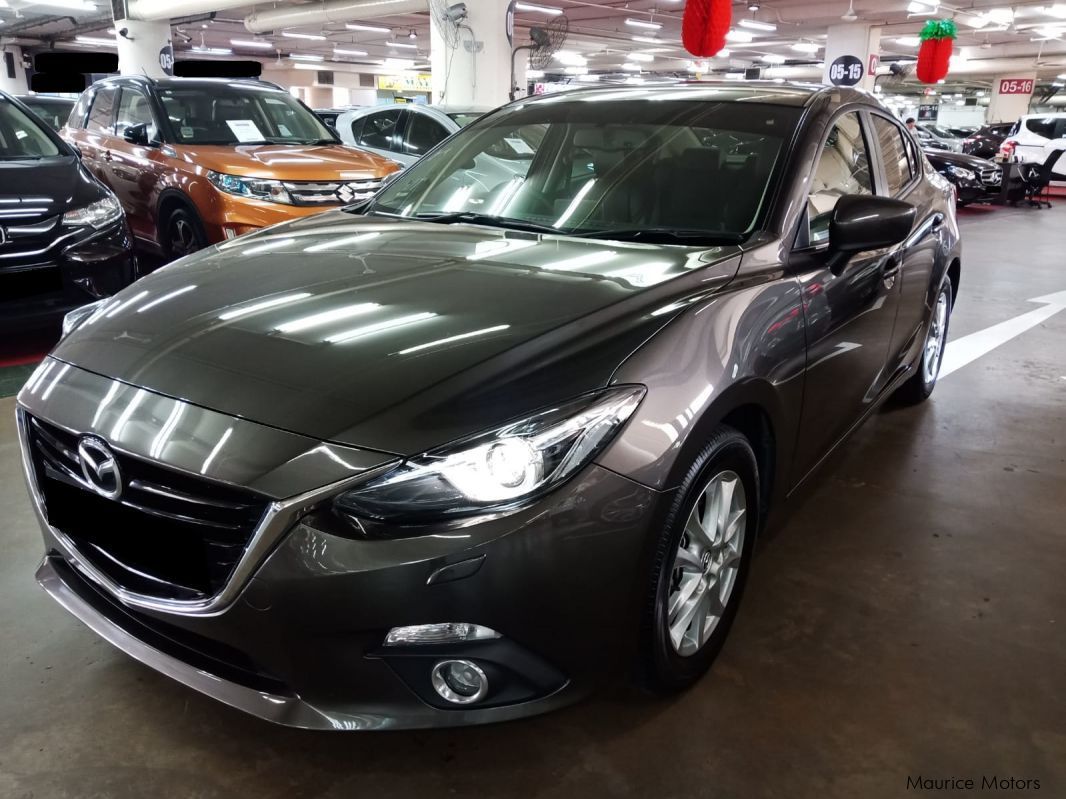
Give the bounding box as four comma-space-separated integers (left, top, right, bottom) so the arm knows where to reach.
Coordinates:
54, 212, 741, 453
924, 149, 993, 169
0, 156, 105, 222
174, 144, 399, 180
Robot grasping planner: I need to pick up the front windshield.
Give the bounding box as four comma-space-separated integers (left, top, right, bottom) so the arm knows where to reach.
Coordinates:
371, 94, 800, 240
0, 98, 62, 159
158, 84, 337, 146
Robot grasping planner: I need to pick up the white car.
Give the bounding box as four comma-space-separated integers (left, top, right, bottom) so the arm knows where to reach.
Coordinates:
335, 104, 491, 166
999, 113, 1066, 178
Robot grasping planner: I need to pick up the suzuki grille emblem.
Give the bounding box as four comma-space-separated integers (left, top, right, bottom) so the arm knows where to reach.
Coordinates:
77, 436, 122, 500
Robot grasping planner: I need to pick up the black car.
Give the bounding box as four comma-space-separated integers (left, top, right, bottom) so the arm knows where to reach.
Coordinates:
17, 95, 76, 131
924, 148, 1002, 205
1, 91, 137, 331
962, 123, 1014, 159
18, 83, 961, 730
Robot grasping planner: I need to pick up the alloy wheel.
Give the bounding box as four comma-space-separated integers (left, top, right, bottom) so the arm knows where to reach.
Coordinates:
923, 290, 950, 384
667, 470, 747, 657
170, 217, 199, 257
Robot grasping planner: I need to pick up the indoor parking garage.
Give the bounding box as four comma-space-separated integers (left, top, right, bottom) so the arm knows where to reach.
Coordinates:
0, 0, 1063, 797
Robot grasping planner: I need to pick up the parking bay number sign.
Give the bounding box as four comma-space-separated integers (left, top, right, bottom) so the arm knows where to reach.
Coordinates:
829, 55, 864, 87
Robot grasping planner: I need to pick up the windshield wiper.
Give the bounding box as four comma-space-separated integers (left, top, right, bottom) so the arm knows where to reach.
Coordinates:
571, 228, 746, 245
413, 212, 560, 235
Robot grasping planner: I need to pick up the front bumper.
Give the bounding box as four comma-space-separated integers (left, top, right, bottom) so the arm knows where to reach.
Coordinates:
0, 221, 137, 331
18, 365, 661, 729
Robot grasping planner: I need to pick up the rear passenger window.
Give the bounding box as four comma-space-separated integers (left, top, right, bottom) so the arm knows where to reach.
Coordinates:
1025, 117, 1056, 138
348, 116, 366, 143
86, 86, 117, 134
358, 109, 402, 151
807, 112, 873, 245
404, 113, 448, 155
872, 115, 913, 195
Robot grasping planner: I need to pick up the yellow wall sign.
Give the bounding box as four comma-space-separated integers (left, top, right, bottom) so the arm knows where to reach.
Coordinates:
377, 74, 432, 92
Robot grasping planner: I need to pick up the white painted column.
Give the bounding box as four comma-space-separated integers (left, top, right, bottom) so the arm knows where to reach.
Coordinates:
986, 72, 1036, 123
115, 18, 174, 78
0, 45, 29, 94
431, 0, 520, 107
822, 23, 880, 93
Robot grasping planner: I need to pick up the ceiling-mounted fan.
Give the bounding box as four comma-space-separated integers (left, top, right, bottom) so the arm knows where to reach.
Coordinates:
842, 0, 858, 22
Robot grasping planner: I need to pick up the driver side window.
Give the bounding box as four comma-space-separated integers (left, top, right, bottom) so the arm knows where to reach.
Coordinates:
808, 112, 873, 245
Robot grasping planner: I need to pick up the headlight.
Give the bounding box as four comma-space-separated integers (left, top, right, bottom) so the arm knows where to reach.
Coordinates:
946, 165, 976, 181
62, 196, 123, 229
61, 298, 106, 337
335, 386, 645, 525
207, 171, 293, 204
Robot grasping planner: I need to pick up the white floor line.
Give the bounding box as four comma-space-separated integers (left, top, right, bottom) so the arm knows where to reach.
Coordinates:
940, 289, 1066, 378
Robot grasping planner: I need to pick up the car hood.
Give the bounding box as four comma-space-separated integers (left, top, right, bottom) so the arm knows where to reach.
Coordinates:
174, 143, 399, 180
0, 155, 106, 222
53, 211, 742, 454
924, 149, 991, 169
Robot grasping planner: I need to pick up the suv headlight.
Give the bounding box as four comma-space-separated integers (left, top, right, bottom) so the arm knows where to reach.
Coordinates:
62, 196, 123, 229
335, 386, 645, 525
946, 165, 976, 181
207, 171, 293, 204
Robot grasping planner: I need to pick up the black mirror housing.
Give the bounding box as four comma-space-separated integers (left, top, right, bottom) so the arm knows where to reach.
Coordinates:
830, 194, 915, 255
122, 123, 151, 146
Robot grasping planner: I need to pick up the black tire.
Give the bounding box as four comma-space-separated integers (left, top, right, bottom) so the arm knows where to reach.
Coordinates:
161, 204, 208, 261
895, 277, 953, 405
641, 425, 760, 693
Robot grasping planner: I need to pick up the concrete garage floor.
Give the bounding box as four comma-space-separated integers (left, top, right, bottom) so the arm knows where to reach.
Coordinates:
1, 206, 1064, 799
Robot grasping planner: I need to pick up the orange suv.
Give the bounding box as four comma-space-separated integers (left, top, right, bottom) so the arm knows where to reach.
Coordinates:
62, 76, 400, 259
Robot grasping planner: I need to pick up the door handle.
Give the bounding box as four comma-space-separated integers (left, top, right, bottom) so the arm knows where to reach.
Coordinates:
882, 252, 902, 280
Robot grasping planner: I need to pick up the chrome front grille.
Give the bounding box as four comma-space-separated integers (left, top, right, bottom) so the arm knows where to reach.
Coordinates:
27, 415, 269, 602
979, 165, 1002, 187
284, 178, 384, 206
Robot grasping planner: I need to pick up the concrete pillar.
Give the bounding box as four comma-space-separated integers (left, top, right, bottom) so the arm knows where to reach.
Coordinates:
0, 45, 29, 94
822, 23, 879, 93
986, 72, 1036, 123
116, 18, 174, 78
431, 0, 521, 107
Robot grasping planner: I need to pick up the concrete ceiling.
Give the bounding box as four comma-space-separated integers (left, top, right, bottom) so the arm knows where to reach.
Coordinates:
3, 0, 1066, 93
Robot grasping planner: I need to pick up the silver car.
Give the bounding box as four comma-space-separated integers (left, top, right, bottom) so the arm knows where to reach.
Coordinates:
336, 104, 491, 166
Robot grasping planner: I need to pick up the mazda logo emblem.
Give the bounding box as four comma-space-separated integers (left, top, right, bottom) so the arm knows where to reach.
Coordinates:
77, 436, 122, 500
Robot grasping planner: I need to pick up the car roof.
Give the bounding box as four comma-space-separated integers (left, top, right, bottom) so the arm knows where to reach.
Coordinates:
518, 81, 848, 108
96, 76, 284, 92
17, 94, 74, 104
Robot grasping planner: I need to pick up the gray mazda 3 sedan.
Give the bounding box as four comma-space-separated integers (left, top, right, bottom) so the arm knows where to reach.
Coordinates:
17, 83, 961, 730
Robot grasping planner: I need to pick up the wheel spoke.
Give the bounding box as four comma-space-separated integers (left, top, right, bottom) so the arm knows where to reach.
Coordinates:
674, 546, 703, 572
716, 477, 736, 541
668, 572, 702, 619
669, 582, 705, 650
686, 504, 714, 549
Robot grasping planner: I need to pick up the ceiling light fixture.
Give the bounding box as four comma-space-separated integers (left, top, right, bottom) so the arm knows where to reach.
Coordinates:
791, 41, 820, 52
738, 18, 777, 31
231, 39, 273, 49
625, 18, 662, 30
515, 2, 563, 15
192, 46, 234, 55
333, 47, 368, 56
346, 23, 391, 33
760, 53, 786, 63
24, 0, 94, 9
74, 35, 116, 46
387, 40, 419, 49
289, 53, 325, 61
895, 36, 922, 46
631, 35, 659, 43
726, 29, 754, 42
282, 31, 327, 40
627, 52, 654, 62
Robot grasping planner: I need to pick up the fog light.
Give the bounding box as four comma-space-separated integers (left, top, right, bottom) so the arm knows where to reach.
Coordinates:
384, 623, 500, 646
431, 659, 489, 705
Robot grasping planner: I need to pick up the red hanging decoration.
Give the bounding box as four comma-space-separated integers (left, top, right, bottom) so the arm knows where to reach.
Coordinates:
682, 0, 732, 58
915, 19, 957, 84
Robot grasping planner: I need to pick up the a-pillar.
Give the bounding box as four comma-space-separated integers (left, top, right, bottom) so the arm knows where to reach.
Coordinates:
116, 18, 174, 78
986, 72, 1037, 123
430, 0, 522, 107
0, 45, 29, 93
822, 23, 880, 93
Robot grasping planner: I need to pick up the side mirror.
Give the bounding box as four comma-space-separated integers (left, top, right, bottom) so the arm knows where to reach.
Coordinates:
122, 123, 152, 146
828, 195, 915, 275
